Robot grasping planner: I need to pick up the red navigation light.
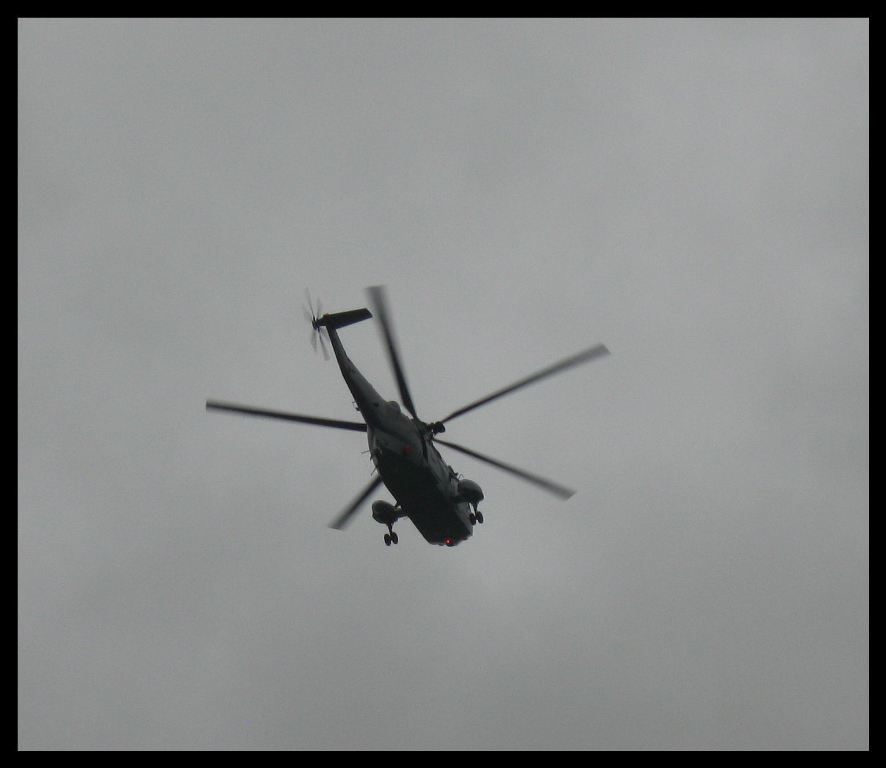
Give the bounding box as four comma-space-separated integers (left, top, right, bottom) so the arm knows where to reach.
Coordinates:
444, 538, 452, 546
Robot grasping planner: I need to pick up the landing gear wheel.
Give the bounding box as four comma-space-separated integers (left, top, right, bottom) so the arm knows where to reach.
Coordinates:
390, 531, 399, 545
469, 512, 476, 526
475, 510, 484, 524
384, 533, 391, 546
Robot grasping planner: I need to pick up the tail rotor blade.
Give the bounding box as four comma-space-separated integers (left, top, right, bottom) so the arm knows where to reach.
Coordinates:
329, 475, 384, 530
318, 330, 330, 361
434, 438, 575, 499
305, 287, 315, 318
367, 285, 419, 420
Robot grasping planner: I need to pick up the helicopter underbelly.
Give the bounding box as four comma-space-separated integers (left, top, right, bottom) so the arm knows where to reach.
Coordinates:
374, 448, 472, 546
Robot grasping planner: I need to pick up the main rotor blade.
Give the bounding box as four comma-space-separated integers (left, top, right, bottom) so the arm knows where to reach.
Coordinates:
438, 343, 610, 425
328, 474, 384, 530
366, 285, 419, 420
434, 438, 575, 500
206, 400, 367, 432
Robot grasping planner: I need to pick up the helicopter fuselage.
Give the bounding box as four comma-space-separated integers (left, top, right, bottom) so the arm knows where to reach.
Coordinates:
326, 324, 474, 546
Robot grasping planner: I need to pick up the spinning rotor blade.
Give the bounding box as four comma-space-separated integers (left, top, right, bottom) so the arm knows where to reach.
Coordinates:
304, 287, 318, 319
206, 400, 367, 432
438, 343, 610, 425
434, 438, 575, 500
316, 328, 330, 361
329, 474, 384, 530
304, 289, 330, 361
367, 285, 419, 420
308, 326, 330, 360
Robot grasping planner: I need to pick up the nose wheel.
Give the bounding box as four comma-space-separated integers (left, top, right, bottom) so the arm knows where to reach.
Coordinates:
469, 507, 484, 526
384, 525, 399, 546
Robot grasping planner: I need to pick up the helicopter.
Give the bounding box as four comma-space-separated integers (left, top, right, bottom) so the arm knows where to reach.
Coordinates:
206, 286, 609, 547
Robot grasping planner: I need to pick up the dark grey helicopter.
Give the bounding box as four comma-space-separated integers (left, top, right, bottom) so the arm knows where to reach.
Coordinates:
206, 286, 609, 547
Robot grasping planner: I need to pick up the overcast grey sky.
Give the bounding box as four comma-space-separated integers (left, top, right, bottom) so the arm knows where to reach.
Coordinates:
19, 19, 868, 750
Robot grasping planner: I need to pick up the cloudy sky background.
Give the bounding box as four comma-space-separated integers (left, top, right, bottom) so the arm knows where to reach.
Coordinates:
19, 19, 868, 749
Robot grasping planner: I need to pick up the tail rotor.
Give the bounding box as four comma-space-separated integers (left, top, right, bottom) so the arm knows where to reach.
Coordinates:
303, 288, 330, 361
